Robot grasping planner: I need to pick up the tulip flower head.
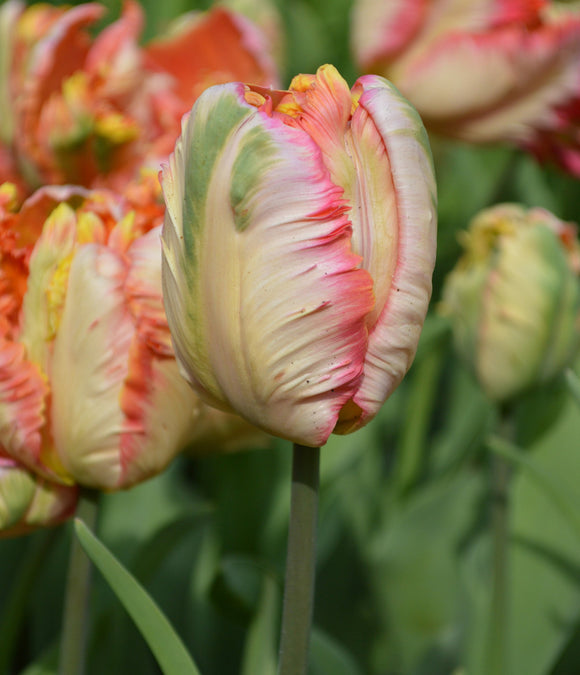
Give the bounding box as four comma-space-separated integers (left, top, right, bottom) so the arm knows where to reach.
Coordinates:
441, 204, 580, 402
351, 0, 580, 176
161, 65, 437, 448
0, 0, 279, 194
0, 178, 205, 491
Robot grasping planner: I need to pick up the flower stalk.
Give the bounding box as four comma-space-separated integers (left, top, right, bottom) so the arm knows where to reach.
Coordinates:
485, 410, 513, 675
59, 488, 100, 675
278, 444, 320, 675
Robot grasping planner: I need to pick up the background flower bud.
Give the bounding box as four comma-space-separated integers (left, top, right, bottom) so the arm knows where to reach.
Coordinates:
440, 204, 580, 402
161, 65, 437, 447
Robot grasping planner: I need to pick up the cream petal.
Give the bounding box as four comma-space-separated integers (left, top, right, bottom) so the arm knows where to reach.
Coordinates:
348, 76, 437, 428
49, 244, 134, 488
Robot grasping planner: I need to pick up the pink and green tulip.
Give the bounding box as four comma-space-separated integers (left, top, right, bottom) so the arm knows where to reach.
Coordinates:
351, 0, 580, 176
161, 64, 437, 448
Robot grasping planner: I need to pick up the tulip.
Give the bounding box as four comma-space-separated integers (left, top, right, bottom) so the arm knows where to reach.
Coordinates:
351, 0, 580, 176
440, 204, 580, 402
0, 451, 77, 538
161, 64, 437, 448
0, 0, 279, 194
0, 179, 208, 491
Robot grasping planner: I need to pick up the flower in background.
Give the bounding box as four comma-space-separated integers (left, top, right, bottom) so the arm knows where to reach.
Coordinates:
440, 204, 580, 402
351, 0, 580, 176
0, 451, 77, 538
0, 0, 279, 194
161, 64, 437, 448
0, 177, 207, 492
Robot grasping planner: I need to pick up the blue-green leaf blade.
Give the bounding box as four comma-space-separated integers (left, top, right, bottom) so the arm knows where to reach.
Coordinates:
73, 518, 201, 675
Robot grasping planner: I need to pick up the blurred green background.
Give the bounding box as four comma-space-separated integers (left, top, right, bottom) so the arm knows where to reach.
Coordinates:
2, 0, 580, 674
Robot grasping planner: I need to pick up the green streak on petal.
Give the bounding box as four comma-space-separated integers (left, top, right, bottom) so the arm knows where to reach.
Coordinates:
182, 91, 251, 271
230, 125, 278, 232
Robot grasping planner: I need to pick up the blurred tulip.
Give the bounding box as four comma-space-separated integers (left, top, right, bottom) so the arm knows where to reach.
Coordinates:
0, 178, 209, 491
161, 64, 437, 447
351, 0, 580, 176
0, 0, 279, 193
0, 451, 77, 538
440, 204, 580, 402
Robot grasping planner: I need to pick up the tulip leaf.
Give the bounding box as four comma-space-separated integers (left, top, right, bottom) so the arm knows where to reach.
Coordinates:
564, 368, 580, 409
240, 573, 280, 675
17, 641, 58, 675
310, 627, 365, 675
73, 519, 201, 675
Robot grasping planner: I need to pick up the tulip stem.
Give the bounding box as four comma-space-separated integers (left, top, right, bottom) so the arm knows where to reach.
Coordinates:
278, 443, 320, 675
486, 410, 513, 675
59, 488, 100, 675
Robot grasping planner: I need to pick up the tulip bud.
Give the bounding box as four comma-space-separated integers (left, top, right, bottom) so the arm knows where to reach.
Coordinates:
161, 64, 437, 447
0, 452, 77, 538
440, 204, 580, 402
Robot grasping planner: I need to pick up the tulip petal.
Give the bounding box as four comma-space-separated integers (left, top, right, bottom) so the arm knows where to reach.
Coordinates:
49, 244, 134, 488
118, 229, 200, 488
145, 7, 279, 104
351, 0, 427, 69
0, 338, 47, 469
0, 0, 24, 146
397, 19, 580, 144
125, 226, 173, 357
352, 0, 545, 70
344, 76, 437, 429
162, 83, 375, 446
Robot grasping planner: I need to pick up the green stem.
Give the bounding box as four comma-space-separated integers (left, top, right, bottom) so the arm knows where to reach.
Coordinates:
59, 488, 100, 675
278, 444, 320, 675
487, 434, 580, 542
394, 342, 444, 497
485, 410, 513, 675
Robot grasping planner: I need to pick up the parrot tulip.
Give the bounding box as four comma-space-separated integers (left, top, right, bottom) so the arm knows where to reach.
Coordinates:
0, 178, 208, 491
440, 204, 580, 402
0, 0, 279, 194
161, 64, 437, 448
351, 0, 580, 176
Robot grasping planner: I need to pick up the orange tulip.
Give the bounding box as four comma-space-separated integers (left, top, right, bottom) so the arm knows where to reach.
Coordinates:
0, 1, 279, 193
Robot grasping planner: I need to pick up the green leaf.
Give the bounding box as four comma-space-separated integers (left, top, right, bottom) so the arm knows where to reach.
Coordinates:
18, 642, 58, 675
506, 395, 580, 675
0, 530, 58, 674
209, 554, 265, 624
564, 368, 580, 409
240, 574, 280, 675
309, 627, 364, 675
73, 519, 201, 675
